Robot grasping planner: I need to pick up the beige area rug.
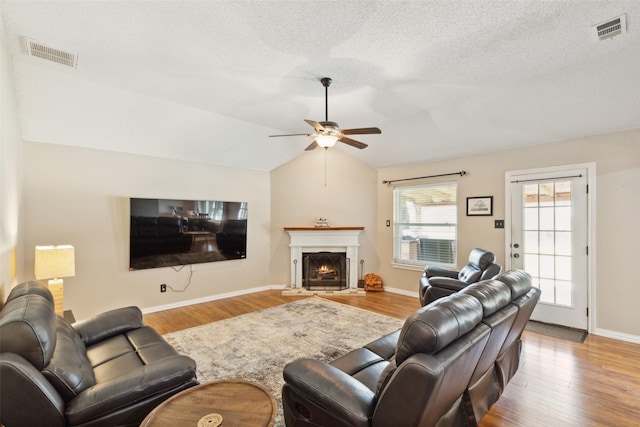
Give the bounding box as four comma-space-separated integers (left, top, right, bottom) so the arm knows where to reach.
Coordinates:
163, 297, 404, 426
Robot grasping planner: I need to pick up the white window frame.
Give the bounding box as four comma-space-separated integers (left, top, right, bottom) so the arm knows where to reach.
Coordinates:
392, 181, 458, 271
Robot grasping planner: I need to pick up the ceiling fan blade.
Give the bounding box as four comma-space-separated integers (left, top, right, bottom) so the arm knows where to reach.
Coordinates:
305, 141, 319, 151
304, 119, 325, 132
339, 136, 368, 149
269, 133, 311, 137
341, 127, 382, 135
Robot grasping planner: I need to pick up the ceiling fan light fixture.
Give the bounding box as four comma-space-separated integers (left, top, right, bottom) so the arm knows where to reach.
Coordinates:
316, 134, 338, 148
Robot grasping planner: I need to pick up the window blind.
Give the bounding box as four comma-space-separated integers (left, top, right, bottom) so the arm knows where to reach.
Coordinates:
393, 182, 457, 267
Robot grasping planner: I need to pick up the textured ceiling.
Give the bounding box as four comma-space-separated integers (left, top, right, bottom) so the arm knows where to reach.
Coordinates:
2, 0, 639, 171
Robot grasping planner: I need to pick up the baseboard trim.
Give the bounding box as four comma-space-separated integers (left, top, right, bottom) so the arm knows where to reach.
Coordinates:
141, 284, 417, 314
141, 284, 286, 314
383, 286, 419, 298
593, 328, 640, 344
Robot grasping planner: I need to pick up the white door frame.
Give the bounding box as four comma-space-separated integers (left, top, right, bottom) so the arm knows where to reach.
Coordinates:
505, 162, 596, 333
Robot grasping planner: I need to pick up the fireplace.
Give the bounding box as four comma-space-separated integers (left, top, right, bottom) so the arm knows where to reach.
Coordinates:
303, 252, 347, 290
284, 226, 363, 290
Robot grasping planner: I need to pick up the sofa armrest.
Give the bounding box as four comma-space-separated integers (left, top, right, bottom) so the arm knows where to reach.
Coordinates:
425, 266, 459, 279
65, 355, 197, 425
283, 358, 375, 426
73, 306, 143, 347
0, 353, 66, 427
426, 276, 469, 292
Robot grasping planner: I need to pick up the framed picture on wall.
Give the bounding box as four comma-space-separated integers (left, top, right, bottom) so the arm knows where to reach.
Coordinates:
467, 196, 493, 216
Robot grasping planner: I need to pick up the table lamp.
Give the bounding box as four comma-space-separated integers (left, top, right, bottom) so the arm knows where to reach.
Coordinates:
34, 245, 75, 315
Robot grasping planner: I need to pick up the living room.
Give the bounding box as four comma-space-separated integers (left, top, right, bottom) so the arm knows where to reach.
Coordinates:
1, 0, 639, 343
1, 1, 640, 425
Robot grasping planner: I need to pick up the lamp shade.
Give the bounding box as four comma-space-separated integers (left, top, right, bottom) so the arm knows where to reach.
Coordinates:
34, 245, 75, 280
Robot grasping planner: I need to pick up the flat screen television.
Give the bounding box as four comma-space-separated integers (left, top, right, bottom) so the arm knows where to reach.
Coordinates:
129, 197, 247, 270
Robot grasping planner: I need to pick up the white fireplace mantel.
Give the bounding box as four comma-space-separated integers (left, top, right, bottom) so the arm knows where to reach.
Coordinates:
285, 227, 363, 289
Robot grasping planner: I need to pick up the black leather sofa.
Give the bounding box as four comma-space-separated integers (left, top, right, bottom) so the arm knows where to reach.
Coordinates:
282, 270, 540, 427
130, 216, 194, 259
0, 281, 199, 427
215, 219, 247, 257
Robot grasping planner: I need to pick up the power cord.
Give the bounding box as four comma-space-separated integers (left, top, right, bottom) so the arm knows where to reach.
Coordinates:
166, 264, 194, 292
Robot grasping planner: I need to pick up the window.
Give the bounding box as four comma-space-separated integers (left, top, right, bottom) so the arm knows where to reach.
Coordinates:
393, 182, 457, 268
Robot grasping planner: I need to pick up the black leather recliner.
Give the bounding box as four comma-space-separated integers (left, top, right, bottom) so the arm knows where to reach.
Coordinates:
282, 292, 491, 426
419, 247, 502, 306
282, 270, 540, 427
0, 281, 199, 427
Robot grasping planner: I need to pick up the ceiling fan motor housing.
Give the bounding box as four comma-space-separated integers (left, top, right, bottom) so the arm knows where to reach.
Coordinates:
319, 121, 340, 134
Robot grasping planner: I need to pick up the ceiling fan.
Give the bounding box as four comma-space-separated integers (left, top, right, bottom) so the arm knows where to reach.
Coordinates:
270, 77, 381, 151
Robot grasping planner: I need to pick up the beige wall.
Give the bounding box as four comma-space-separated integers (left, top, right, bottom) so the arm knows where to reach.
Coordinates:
23, 142, 272, 320
0, 15, 24, 301
270, 148, 378, 286
376, 129, 640, 338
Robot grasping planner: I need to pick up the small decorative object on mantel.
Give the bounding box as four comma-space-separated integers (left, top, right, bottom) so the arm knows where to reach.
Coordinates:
364, 273, 383, 292
314, 217, 330, 228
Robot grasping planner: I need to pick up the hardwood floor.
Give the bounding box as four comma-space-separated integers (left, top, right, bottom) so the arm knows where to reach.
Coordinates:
143, 290, 640, 426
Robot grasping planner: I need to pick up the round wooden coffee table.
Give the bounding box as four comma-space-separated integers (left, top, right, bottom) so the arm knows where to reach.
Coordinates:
140, 379, 277, 427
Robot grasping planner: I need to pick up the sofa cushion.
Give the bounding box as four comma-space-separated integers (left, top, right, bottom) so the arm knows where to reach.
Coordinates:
496, 269, 532, 299
87, 326, 181, 383
460, 279, 512, 318
42, 318, 96, 402
458, 265, 482, 284
469, 248, 496, 270
364, 329, 400, 360
0, 294, 57, 369
395, 293, 482, 365
6, 281, 55, 305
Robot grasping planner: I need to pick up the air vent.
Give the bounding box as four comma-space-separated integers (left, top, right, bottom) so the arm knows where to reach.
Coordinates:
24, 38, 78, 68
594, 14, 626, 41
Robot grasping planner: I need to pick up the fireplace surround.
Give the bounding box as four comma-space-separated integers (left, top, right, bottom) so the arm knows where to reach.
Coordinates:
284, 227, 363, 291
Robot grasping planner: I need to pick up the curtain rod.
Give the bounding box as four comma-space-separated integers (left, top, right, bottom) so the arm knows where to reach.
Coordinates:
382, 170, 466, 185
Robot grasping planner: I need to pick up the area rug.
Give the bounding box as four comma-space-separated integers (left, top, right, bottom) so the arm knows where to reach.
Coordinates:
525, 320, 588, 343
163, 297, 404, 426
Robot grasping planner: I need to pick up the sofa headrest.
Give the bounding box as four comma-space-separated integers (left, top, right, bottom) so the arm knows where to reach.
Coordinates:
6, 281, 54, 306
469, 248, 496, 270
495, 269, 532, 299
395, 293, 483, 365
459, 279, 512, 317
0, 294, 57, 369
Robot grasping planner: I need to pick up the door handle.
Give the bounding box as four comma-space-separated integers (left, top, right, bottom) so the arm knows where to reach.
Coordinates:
513, 253, 520, 258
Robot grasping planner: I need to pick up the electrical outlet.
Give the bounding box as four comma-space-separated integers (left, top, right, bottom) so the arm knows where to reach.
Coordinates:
160, 284, 167, 293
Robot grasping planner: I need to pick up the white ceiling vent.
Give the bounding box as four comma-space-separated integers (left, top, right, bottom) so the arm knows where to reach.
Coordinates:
593, 14, 627, 41
24, 38, 78, 68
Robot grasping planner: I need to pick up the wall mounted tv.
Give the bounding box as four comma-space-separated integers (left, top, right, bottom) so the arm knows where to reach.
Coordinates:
130, 198, 247, 270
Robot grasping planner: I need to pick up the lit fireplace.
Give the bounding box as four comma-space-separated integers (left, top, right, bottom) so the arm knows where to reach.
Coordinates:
303, 252, 347, 290
285, 226, 363, 291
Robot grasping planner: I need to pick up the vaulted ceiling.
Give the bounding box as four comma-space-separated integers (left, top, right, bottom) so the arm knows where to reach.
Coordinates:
2, 1, 639, 171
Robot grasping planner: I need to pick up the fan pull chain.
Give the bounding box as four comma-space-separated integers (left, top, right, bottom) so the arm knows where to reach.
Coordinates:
324, 148, 328, 187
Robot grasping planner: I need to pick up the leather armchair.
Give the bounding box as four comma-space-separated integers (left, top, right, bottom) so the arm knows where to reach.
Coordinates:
419, 248, 502, 306
0, 281, 198, 427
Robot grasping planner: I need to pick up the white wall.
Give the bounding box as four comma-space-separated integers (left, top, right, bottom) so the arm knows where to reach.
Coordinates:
23, 142, 271, 320
270, 148, 378, 286
376, 129, 640, 338
0, 12, 24, 301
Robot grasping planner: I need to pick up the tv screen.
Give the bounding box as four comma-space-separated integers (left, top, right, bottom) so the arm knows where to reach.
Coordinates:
129, 198, 247, 270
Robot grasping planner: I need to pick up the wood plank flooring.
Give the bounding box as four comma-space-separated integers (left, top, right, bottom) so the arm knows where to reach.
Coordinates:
143, 290, 640, 426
